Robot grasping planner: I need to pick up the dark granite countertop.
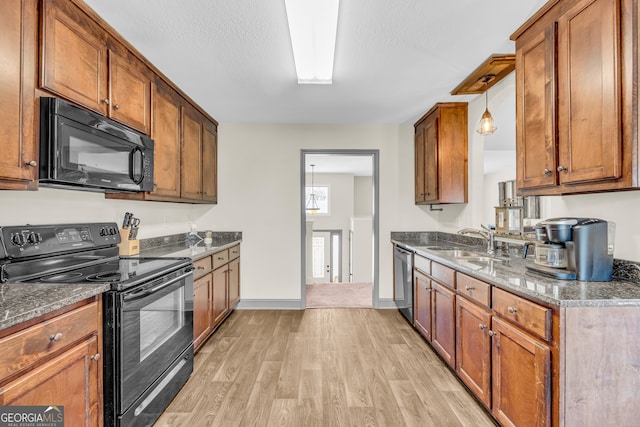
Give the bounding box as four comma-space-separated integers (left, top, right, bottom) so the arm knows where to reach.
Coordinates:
138, 232, 242, 260
391, 231, 640, 308
0, 283, 110, 332
0, 231, 242, 333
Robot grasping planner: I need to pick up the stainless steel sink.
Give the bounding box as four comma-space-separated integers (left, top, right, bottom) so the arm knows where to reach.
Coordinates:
423, 248, 507, 263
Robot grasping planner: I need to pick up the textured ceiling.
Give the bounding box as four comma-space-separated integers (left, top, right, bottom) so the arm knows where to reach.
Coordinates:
82, 0, 547, 126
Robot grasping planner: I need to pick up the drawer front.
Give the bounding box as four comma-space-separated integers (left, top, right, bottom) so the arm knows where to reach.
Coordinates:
213, 249, 230, 269
431, 262, 456, 289
414, 254, 431, 275
0, 302, 99, 382
228, 245, 240, 261
456, 273, 491, 307
193, 256, 213, 279
492, 287, 551, 341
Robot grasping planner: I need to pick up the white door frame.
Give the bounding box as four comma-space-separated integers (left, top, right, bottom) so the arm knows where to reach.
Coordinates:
300, 149, 380, 308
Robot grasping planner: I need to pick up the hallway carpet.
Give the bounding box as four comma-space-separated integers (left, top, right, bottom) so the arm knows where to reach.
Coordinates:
305, 282, 373, 308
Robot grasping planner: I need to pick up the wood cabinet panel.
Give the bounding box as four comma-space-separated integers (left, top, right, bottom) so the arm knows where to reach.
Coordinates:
150, 82, 182, 198
513, 0, 635, 195
108, 50, 151, 134
491, 317, 551, 427
229, 245, 240, 261
414, 103, 467, 205
414, 269, 431, 341
557, 0, 622, 184
493, 287, 551, 342
431, 262, 455, 289
423, 116, 438, 203
456, 296, 491, 408
456, 273, 491, 307
193, 256, 213, 280
0, 0, 38, 190
41, 0, 108, 114
181, 106, 203, 200
0, 337, 101, 426
212, 249, 230, 270
193, 273, 212, 351
228, 258, 240, 308
516, 25, 557, 189
413, 254, 430, 275
0, 302, 98, 382
212, 266, 229, 326
202, 120, 218, 202
431, 281, 455, 368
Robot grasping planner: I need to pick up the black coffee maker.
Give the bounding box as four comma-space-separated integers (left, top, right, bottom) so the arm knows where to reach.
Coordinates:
526, 218, 615, 281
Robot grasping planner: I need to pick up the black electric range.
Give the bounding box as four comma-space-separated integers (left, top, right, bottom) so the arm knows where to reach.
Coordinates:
0, 222, 195, 427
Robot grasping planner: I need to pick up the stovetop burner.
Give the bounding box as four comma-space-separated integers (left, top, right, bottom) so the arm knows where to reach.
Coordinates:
86, 271, 125, 283
40, 272, 85, 282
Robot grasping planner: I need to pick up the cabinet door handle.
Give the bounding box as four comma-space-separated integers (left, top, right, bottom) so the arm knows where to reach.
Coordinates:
488, 331, 497, 337
479, 324, 487, 330
507, 306, 517, 314
90, 353, 101, 361
49, 333, 63, 342
197, 266, 205, 270
101, 98, 110, 105
543, 168, 552, 175
113, 104, 120, 110
557, 165, 567, 172
465, 286, 474, 291
26, 160, 37, 167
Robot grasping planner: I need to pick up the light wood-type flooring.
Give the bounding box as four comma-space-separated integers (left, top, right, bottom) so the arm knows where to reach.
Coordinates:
155, 309, 496, 426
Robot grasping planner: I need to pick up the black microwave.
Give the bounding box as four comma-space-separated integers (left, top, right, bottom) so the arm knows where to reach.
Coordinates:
39, 97, 154, 192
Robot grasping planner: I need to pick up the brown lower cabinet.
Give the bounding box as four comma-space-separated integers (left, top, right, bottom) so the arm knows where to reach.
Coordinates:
193, 245, 241, 352
491, 316, 551, 426
0, 299, 103, 425
455, 295, 491, 408
431, 281, 456, 368
414, 269, 432, 341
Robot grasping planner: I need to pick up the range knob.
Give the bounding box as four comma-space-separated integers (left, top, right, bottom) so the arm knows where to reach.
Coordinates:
108, 227, 117, 236
11, 233, 25, 246
27, 233, 38, 244
99, 227, 108, 237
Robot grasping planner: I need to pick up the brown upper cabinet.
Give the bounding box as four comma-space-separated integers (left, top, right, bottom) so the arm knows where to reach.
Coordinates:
0, 0, 39, 190
41, 0, 152, 134
414, 103, 468, 205
33, 0, 220, 202
512, 0, 636, 196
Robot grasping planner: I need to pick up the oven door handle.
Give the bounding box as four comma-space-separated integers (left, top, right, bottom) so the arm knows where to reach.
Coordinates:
123, 270, 194, 302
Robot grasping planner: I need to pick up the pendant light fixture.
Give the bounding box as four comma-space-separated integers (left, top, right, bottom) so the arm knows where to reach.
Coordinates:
306, 164, 320, 213
476, 75, 497, 135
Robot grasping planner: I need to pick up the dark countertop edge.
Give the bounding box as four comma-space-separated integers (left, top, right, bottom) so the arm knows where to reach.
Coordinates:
391, 239, 640, 308
0, 283, 110, 332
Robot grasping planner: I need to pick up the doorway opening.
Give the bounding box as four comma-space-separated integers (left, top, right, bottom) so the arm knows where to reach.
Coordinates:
300, 150, 379, 309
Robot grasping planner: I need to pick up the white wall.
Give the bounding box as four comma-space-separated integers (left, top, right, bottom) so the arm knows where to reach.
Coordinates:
354, 176, 373, 216
0, 187, 205, 238
197, 123, 445, 304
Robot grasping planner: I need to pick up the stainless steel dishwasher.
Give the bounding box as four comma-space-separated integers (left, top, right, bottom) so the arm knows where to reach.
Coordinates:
393, 245, 414, 322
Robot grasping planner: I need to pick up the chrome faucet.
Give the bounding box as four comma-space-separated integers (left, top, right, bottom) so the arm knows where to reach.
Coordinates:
457, 225, 496, 255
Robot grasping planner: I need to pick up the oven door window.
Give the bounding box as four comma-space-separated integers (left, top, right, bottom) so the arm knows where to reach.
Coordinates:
119, 273, 193, 412
55, 119, 136, 187
139, 288, 184, 361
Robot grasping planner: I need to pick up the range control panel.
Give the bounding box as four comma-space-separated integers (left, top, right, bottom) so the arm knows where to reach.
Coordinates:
0, 223, 121, 259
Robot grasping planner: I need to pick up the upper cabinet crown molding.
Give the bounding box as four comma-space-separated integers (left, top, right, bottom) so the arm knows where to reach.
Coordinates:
450, 54, 516, 95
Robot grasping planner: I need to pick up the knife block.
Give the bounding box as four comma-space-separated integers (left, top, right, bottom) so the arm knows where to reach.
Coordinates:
118, 228, 140, 256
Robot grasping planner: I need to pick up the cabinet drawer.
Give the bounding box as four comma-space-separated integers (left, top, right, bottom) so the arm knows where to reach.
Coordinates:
193, 256, 212, 279
493, 288, 551, 341
228, 245, 240, 261
431, 262, 456, 289
0, 302, 99, 382
213, 249, 230, 269
414, 254, 431, 275
457, 273, 491, 307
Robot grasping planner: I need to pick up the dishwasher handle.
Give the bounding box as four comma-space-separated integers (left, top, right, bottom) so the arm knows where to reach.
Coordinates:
394, 246, 413, 257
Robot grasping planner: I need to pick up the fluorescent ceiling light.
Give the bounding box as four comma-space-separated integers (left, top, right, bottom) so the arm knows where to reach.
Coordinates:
284, 0, 339, 84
